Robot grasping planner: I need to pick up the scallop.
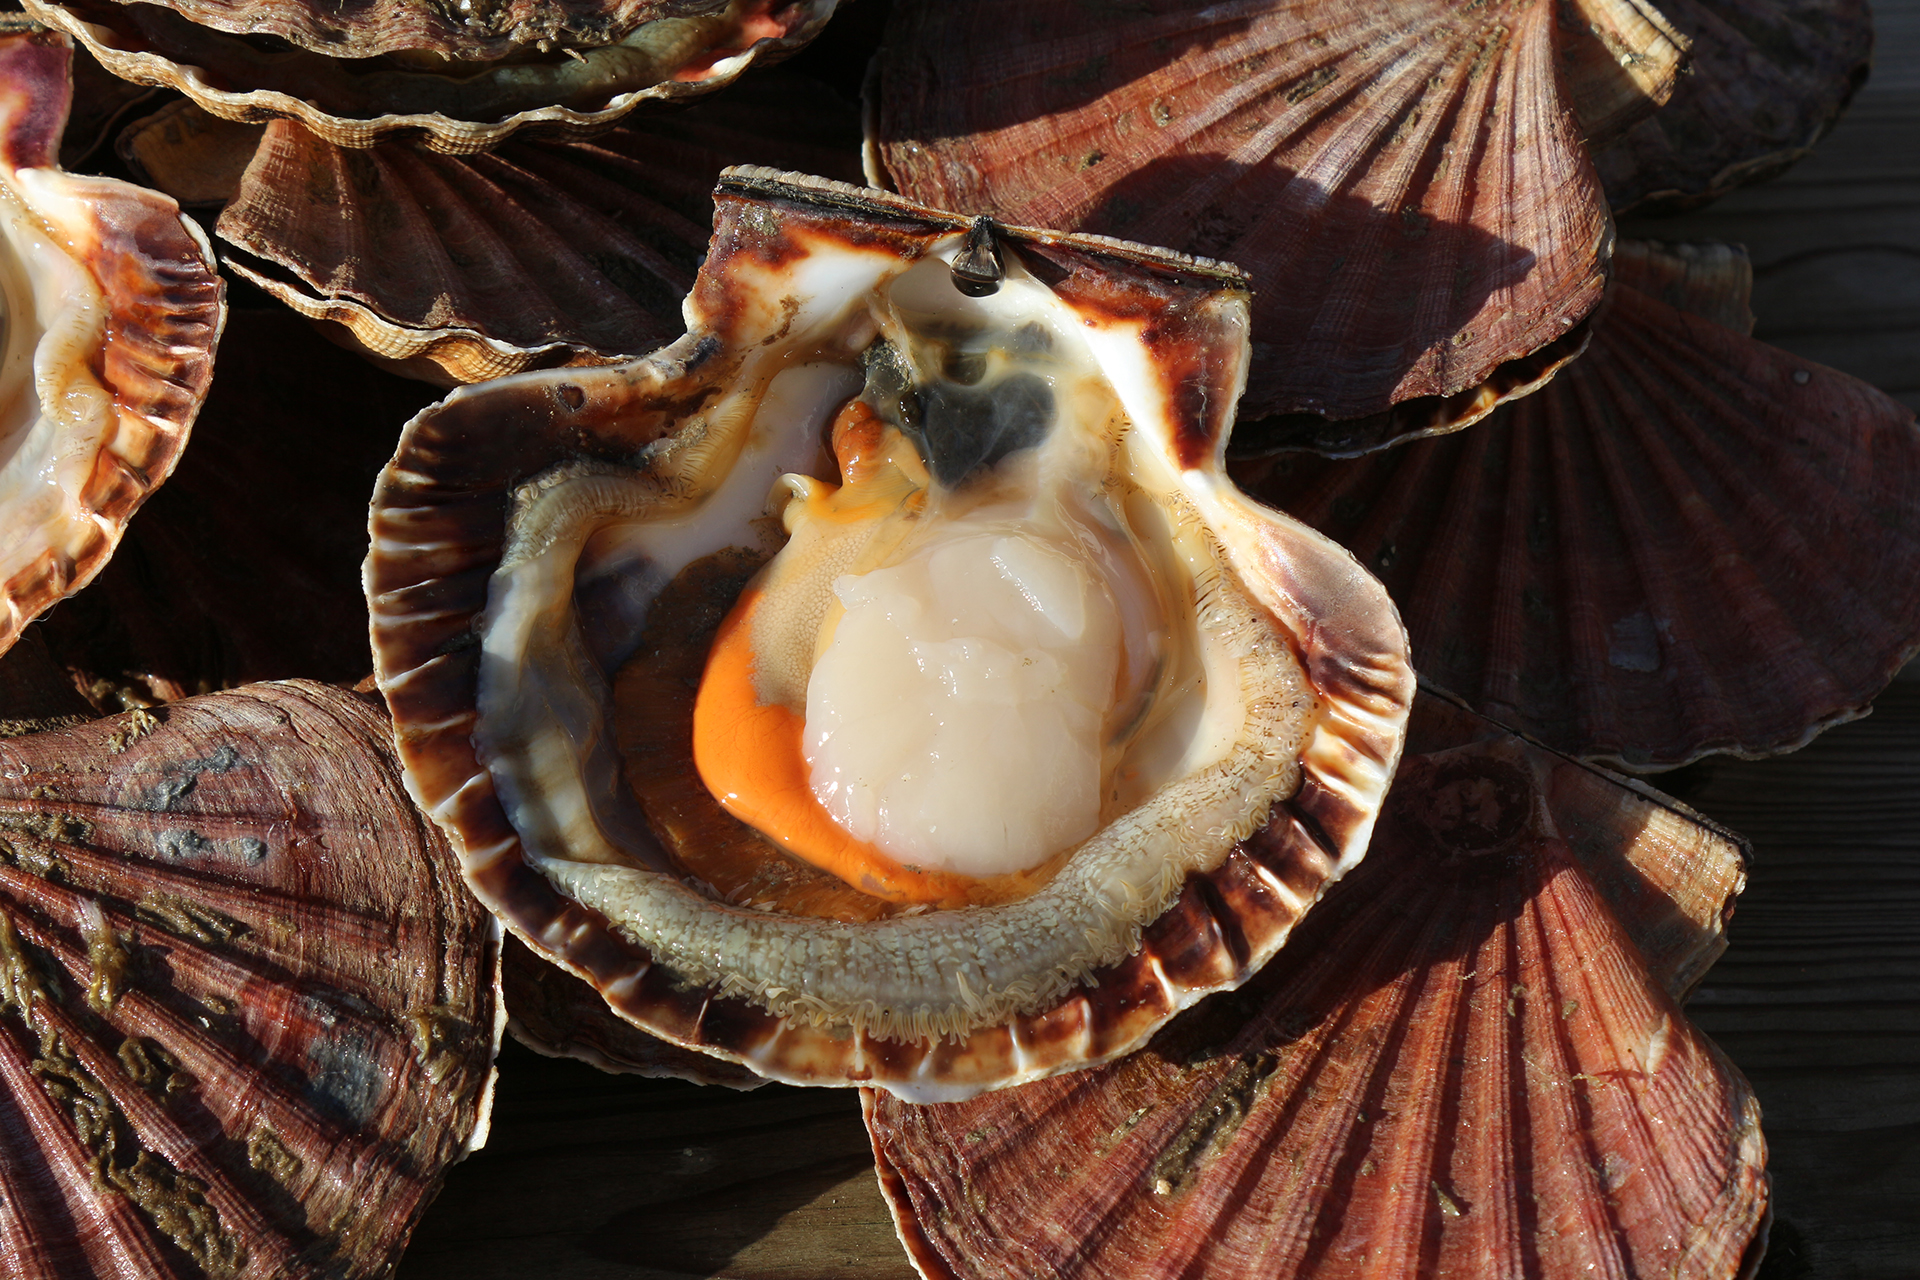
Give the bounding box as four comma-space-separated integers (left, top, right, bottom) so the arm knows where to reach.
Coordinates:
368, 168, 1414, 1101
0, 26, 223, 660
23, 0, 839, 153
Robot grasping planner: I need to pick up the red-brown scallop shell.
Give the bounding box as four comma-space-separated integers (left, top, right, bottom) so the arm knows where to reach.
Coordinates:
0, 681, 501, 1279
1232, 240, 1920, 770
22, 0, 838, 153
1596, 0, 1873, 214
0, 28, 224, 661
367, 168, 1413, 1101
209, 73, 863, 385
870, 0, 1626, 453
865, 691, 1768, 1280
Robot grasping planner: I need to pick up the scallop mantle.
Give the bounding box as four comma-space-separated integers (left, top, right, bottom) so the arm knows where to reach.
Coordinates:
367, 168, 1414, 1101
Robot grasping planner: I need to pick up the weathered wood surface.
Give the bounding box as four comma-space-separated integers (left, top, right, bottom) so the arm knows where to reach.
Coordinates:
397, 3, 1920, 1276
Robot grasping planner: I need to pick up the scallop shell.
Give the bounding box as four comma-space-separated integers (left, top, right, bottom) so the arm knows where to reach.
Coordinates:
865, 692, 1767, 1280
22, 0, 838, 154
870, 0, 1623, 452
501, 934, 766, 1089
367, 168, 1413, 1101
0, 28, 224, 661
107, 0, 756, 62
0, 681, 502, 1279
28, 307, 438, 709
211, 74, 862, 385
1595, 0, 1872, 215
1231, 239, 1920, 771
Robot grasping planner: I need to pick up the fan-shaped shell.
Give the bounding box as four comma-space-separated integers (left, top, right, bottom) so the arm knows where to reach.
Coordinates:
211, 74, 862, 385
871, 0, 1618, 453
22, 0, 837, 154
0, 681, 501, 1279
1232, 240, 1920, 770
29, 308, 437, 709
110, 0, 740, 62
1596, 0, 1872, 214
368, 168, 1413, 1101
865, 693, 1767, 1280
0, 28, 223, 661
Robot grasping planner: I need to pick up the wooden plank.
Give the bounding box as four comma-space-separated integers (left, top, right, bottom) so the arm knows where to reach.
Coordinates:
1672, 682, 1920, 1280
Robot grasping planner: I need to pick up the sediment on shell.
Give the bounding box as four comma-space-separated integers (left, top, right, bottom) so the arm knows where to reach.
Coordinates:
0, 682, 501, 1280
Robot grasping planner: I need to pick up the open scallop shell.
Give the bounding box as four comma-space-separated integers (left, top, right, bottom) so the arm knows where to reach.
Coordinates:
1232, 239, 1920, 771
28, 307, 437, 709
210, 73, 862, 385
0, 28, 224, 661
870, 0, 1627, 453
367, 168, 1413, 1101
0, 681, 502, 1279
865, 690, 1767, 1280
1595, 0, 1872, 215
22, 0, 838, 154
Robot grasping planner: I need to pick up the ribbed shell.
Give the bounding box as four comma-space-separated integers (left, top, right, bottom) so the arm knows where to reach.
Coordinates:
501, 934, 765, 1089
1595, 0, 1872, 214
872, 0, 1614, 452
0, 681, 501, 1280
1231, 240, 1920, 770
368, 168, 1413, 1100
21, 0, 838, 153
213, 74, 862, 385
113, 0, 714, 62
866, 696, 1767, 1280
28, 308, 438, 708
0, 30, 224, 661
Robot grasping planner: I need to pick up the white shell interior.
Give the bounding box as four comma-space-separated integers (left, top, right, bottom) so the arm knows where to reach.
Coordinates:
465, 227, 1322, 1056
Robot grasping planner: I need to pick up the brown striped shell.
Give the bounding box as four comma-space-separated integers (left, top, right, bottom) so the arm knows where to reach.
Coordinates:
1232, 239, 1920, 771
207, 73, 862, 385
0, 28, 223, 661
0, 681, 501, 1279
865, 691, 1768, 1280
870, 0, 1630, 455
367, 169, 1413, 1101
22, 0, 838, 154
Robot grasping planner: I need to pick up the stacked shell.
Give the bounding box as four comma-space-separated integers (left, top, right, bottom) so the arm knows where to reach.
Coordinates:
1233, 239, 1920, 770
367, 168, 1414, 1100
22, 0, 840, 152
